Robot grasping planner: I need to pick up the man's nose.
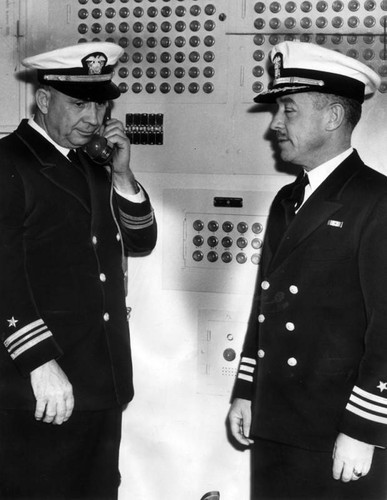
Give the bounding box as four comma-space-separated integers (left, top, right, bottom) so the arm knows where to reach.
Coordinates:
270, 110, 284, 131
84, 103, 100, 125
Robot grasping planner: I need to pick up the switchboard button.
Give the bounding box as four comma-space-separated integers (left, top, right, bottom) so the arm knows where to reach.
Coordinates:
365, 0, 376, 10
348, 0, 360, 11
147, 6, 158, 17
252, 222, 263, 234
119, 7, 129, 18
222, 221, 234, 233
175, 37, 186, 48
254, 19, 266, 30
160, 67, 171, 78
92, 8, 102, 19
221, 252, 233, 263
193, 219, 204, 231
300, 1, 312, 12
332, 0, 344, 11
190, 5, 201, 16
223, 348, 236, 362
118, 83, 128, 94
236, 253, 247, 264
91, 23, 102, 33
270, 2, 281, 13
316, 1, 328, 12
285, 1, 297, 13
175, 21, 186, 32
189, 67, 200, 78
237, 237, 248, 249
203, 82, 214, 94
207, 251, 218, 263
203, 51, 215, 62
208, 220, 219, 232
78, 9, 88, 19
193, 235, 204, 247
207, 236, 219, 247
193, 250, 204, 262
188, 82, 199, 94
161, 6, 172, 17
221, 236, 233, 248
237, 222, 248, 233
174, 83, 185, 94
119, 22, 129, 32
175, 5, 186, 17
254, 2, 266, 14
251, 254, 261, 265
132, 83, 143, 94
105, 8, 116, 18
252, 238, 263, 249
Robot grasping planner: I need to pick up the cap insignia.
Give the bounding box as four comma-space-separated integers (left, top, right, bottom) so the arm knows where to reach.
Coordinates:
82, 52, 108, 75
273, 53, 283, 80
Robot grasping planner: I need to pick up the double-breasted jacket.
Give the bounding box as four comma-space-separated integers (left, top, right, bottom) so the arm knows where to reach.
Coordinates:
233, 151, 387, 451
0, 120, 157, 411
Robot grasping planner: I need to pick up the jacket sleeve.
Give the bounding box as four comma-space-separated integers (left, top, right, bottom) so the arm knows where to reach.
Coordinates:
0, 159, 63, 377
231, 272, 262, 402
339, 193, 387, 446
114, 183, 157, 256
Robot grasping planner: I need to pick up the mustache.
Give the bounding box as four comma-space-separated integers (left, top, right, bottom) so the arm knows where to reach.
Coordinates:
275, 132, 288, 141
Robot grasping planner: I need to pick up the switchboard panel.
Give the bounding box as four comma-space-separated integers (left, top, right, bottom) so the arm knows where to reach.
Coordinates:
198, 309, 246, 396
162, 187, 275, 294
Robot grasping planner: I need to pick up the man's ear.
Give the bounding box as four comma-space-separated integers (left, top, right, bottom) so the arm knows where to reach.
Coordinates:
326, 102, 345, 131
35, 87, 51, 115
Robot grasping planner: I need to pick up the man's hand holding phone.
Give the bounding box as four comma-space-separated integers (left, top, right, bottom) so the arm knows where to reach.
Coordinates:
101, 118, 139, 195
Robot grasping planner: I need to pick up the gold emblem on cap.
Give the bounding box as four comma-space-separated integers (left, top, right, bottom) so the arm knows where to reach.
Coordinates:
273, 54, 282, 80
83, 52, 107, 75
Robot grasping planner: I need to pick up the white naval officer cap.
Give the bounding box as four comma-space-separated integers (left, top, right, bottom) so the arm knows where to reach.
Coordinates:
254, 41, 381, 104
22, 42, 124, 101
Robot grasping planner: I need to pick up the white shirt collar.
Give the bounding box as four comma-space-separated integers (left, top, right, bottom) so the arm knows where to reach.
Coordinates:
302, 147, 353, 205
28, 117, 71, 158
306, 147, 353, 193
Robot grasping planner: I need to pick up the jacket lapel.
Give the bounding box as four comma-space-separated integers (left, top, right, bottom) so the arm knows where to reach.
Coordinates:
268, 151, 363, 273
15, 120, 90, 212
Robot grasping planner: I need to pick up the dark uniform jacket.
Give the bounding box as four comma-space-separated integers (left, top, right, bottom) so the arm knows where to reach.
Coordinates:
0, 119, 157, 411
233, 151, 387, 452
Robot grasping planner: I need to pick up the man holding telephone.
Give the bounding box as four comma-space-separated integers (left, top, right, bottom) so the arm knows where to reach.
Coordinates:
0, 42, 157, 499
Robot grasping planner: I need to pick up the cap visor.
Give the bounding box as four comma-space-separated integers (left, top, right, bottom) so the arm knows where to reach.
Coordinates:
48, 80, 121, 101
253, 84, 316, 103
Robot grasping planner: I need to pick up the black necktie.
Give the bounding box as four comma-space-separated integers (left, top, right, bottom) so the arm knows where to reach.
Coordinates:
67, 149, 79, 165
268, 172, 309, 255
284, 172, 309, 224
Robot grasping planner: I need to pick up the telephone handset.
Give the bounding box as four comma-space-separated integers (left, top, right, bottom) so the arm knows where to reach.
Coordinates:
82, 134, 115, 166
81, 107, 115, 166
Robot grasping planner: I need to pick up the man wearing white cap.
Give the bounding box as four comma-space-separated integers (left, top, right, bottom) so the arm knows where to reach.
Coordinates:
229, 41, 387, 499
0, 42, 157, 499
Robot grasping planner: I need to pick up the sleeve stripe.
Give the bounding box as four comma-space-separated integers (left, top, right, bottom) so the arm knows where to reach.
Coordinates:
353, 385, 387, 406
238, 373, 254, 382
346, 403, 387, 425
7, 326, 47, 352
240, 365, 254, 373
241, 357, 257, 366
119, 209, 155, 230
10, 331, 53, 360
4, 319, 44, 347
350, 394, 387, 415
